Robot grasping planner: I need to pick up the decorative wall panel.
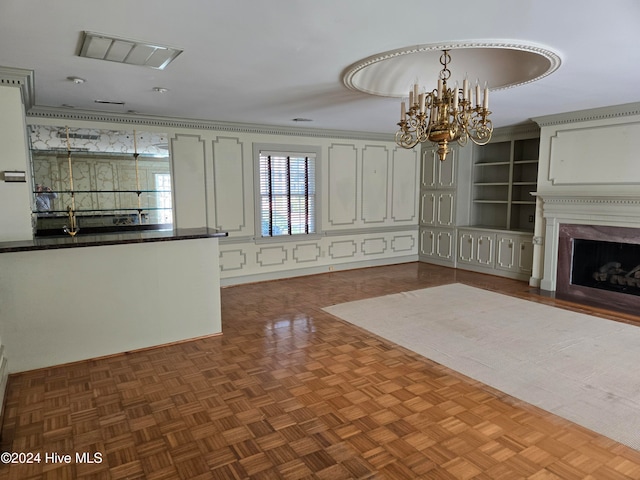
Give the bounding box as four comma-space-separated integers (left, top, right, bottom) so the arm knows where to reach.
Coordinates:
362, 237, 387, 255
549, 122, 640, 185
219, 249, 247, 271
328, 144, 357, 226
392, 234, 416, 252
361, 145, 388, 223
171, 134, 207, 229
212, 137, 246, 232
391, 148, 418, 222
329, 240, 357, 259
293, 243, 321, 263
257, 245, 288, 266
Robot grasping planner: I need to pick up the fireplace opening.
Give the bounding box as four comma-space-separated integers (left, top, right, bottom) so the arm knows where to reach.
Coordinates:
571, 238, 640, 296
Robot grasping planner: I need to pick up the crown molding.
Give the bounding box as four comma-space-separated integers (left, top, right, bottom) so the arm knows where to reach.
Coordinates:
533, 102, 640, 127
0, 66, 35, 110
490, 122, 540, 141
26, 106, 396, 142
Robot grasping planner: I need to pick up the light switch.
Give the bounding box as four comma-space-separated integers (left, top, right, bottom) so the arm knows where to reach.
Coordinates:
2, 171, 27, 182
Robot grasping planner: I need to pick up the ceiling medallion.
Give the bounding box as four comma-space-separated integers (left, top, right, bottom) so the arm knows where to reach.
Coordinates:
342, 41, 561, 160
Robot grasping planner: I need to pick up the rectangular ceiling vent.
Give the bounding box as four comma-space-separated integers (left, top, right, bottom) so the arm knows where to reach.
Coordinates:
78, 31, 183, 70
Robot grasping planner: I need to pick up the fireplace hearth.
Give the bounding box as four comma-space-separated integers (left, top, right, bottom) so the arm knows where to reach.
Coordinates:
557, 224, 640, 315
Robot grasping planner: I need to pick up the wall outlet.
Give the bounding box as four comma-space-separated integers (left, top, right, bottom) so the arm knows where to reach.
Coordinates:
329, 266, 335, 271
528, 215, 534, 223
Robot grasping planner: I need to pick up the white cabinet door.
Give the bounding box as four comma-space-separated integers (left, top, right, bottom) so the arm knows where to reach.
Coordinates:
517, 237, 534, 274
421, 149, 438, 189
420, 192, 437, 225
496, 235, 516, 271
496, 233, 534, 274
438, 149, 456, 188
437, 193, 455, 226
421, 147, 457, 189
420, 192, 455, 226
458, 231, 475, 264
476, 233, 495, 266
419, 227, 436, 257
420, 227, 455, 263
458, 229, 495, 267
435, 229, 455, 261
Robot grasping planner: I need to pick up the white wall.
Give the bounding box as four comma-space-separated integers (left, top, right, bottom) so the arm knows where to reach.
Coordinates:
0, 85, 34, 241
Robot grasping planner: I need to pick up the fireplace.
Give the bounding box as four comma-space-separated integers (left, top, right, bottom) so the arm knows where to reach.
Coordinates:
557, 224, 640, 315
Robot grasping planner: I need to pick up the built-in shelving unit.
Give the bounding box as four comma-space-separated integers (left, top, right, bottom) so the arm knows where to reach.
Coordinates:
418, 124, 540, 282
472, 135, 539, 231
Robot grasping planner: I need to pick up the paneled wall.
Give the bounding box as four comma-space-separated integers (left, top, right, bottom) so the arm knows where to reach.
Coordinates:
531, 103, 640, 290
216, 137, 420, 285
25, 112, 420, 285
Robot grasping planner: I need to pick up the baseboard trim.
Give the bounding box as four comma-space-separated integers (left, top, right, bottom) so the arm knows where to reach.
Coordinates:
220, 255, 418, 287
6, 332, 222, 377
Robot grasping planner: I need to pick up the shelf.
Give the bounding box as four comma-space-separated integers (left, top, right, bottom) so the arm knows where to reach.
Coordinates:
472, 134, 540, 231
37, 190, 172, 194
35, 207, 172, 214
513, 138, 540, 162
475, 141, 511, 164
474, 161, 511, 167
32, 149, 167, 160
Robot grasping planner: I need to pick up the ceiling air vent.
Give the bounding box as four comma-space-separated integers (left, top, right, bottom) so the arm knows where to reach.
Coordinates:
78, 31, 183, 70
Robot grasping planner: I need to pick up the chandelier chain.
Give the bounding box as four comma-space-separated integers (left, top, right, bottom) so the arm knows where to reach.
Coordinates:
439, 50, 451, 82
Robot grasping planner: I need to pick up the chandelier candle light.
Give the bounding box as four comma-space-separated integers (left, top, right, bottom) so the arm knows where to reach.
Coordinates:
396, 49, 493, 161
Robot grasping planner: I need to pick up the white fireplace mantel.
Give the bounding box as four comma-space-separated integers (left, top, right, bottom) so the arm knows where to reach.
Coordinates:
535, 191, 640, 291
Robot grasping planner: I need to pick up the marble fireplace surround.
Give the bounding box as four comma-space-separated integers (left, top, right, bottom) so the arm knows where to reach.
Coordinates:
538, 192, 640, 314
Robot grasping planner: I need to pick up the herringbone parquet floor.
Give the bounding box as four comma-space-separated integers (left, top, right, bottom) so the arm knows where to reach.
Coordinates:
2, 262, 640, 479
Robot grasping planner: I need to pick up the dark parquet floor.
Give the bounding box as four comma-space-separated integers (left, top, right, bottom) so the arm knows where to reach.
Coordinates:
2, 262, 640, 479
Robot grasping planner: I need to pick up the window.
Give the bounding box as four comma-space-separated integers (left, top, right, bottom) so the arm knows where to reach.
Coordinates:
258, 150, 316, 237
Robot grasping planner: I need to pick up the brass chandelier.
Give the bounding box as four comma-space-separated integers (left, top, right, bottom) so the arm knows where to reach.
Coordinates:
395, 50, 493, 161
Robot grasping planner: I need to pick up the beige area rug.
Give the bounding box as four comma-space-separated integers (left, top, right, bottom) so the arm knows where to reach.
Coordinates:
323, 283, 640, 450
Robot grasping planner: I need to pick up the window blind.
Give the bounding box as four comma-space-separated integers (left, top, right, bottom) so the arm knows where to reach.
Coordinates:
259, 152, 315, 237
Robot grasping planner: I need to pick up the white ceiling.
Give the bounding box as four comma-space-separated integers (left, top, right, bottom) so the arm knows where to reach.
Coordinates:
1, 0, 639, 135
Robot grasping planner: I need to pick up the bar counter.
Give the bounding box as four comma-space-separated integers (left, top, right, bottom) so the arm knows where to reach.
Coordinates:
0, 227, 228, 373
0, 227, 228, 253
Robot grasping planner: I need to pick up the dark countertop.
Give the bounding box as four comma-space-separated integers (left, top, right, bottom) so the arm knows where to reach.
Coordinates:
0, 228, 228, 253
